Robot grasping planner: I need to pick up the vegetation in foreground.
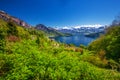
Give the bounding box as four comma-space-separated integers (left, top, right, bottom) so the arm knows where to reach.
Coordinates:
0, 18, 120, 80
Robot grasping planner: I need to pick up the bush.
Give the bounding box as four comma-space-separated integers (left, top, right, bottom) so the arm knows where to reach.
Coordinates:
7, 22, 18, 36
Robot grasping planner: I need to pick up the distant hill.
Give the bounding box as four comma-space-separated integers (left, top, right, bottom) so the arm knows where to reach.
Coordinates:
35, 24, 72, 37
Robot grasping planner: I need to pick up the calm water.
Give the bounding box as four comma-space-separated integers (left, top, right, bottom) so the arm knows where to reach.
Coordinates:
54, 33, 97, 46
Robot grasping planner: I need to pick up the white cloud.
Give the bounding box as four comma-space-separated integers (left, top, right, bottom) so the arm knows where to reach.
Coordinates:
56, 24, 104, 30
74, 26, 81, 29
63, 26, 73, 30
79, 24, 103, 28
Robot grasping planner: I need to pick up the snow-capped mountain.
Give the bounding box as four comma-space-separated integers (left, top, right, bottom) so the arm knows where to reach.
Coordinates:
55, 24, 106, 33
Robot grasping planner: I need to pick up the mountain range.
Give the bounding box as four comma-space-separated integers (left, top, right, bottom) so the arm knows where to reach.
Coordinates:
0, 10, 107, 37
0, 10, 70, 37
55, 25, 106, 33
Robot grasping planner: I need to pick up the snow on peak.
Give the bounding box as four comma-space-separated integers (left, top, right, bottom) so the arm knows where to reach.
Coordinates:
62, 26, 71, 29
55, 24, 104, 30
79, 24, 103, 28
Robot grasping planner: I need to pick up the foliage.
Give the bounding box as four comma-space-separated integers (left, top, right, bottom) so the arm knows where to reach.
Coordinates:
88, 26, 120, 71
7, 21, 18, 36
88, 26, 120, 61
0, 18, 120, 80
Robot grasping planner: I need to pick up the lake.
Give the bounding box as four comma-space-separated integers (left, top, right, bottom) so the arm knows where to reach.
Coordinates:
54, 33, 98, 46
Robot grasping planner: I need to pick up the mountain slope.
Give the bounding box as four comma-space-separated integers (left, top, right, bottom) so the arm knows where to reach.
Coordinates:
0, 10, 30, 28
88, 26, 120, 70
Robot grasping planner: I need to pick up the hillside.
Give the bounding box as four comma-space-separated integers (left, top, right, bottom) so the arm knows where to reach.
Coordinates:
88, 26, 120, 69
0, 15, 120, 79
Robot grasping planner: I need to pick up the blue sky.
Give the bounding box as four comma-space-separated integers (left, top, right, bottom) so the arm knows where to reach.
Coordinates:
0, 0, 120, 27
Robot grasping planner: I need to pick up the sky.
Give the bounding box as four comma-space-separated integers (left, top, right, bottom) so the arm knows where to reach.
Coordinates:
0, 0, 120, 27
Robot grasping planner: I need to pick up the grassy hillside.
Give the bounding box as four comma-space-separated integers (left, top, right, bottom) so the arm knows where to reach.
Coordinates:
0, 19, 120, 80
